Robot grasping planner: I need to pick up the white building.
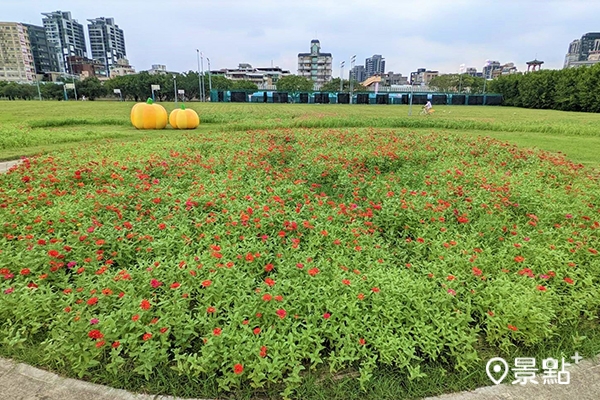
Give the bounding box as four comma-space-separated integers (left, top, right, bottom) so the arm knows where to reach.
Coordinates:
297, 39, 332, 89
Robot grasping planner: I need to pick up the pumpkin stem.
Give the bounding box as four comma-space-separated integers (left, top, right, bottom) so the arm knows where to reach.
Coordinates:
180, 104, 186, 110
146, 98, 153, 104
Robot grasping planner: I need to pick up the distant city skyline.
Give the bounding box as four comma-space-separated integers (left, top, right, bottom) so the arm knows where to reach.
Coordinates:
3, 0, 600, 77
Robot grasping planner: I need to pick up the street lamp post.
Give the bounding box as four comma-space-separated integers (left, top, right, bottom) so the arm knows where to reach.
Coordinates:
173, 74, 178, 105
207, 57, 212, 100
200, 51, 205, 102
196, 49, 203, 102
36, 76, 42, 101
340, 61, 345, 92
349, 55, 356, 102
408, 83, 414, 116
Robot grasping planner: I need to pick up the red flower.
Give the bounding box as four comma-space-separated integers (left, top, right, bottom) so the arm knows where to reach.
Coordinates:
142, 333, 152, 341
95, 340, 106, 348
508, 324, 518, 331
159, 327, 169, 334
87, 297, 98, 306
20, 268, 30, 276
253, 327, 261, 335
276, 309, 287, 319
213, 327, 222, 336
264, 277, 275, 287
150, 279, 163, 288
342, 279, 351, 286
447, 275, 455, 281
359, 338, 366, 346
262, 294, 272, 302
308, 268, 320, 276
537, 285, 547, 292
48, 250, 59, 258
132, 314, 140, 321
371, 287, 380, 293
274, 295, 283, 301
514, 256, 525, 263
170, 282, 180, 289
207, 306, 216, 313
96, 240, 105, 246
259, 346, 267, 358
564, 277, 574, 285
264, 263, 274, 272
140, 299, 151, 310
245, 253, 254, 262
457, 216, 469, 224
472, 267, 482, 276
111, 341, 120, 348
201, 280, 212, 288
158, 223, 166, 230
323, 313, 331, 319
233, 363, 244, 375
357, 293, 365, 300
88, 329, 104, 340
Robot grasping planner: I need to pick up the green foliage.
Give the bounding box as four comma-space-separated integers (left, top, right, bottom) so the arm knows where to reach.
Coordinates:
489, 63, 600, 112
0, 116, 600, 397
276, 75, 315, 92
320, 78, 366, 92
429, 74, 486, 93
76, 77, 107, 101
231, 80, 259, 91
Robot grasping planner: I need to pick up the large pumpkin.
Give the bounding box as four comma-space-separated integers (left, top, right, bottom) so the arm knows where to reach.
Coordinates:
130, 98, 167, 129
169, 104, 200, 129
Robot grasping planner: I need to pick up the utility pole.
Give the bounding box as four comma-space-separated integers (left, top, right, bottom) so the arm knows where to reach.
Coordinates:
340, 61, 345, 92
196, 49, 202, 101
349, 55, 356, 102
200, 51, 205, 102
207, 57, 212, 100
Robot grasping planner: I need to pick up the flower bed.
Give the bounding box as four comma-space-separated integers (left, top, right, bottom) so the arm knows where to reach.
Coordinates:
0, 128, 598, 395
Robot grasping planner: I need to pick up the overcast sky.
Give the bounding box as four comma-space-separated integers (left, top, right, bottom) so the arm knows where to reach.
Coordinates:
4, 0, 599, 76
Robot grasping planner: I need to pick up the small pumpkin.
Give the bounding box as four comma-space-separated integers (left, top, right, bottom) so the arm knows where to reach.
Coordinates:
130, 98, 167, 129
169, 104, 200, 129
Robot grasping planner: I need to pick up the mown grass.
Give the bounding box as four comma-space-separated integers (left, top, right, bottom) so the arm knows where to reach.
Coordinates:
1, 101, 599, 167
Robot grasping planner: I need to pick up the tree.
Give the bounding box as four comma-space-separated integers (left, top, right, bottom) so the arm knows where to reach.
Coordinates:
231, 80, 258, 91
77, 77, 107, 100
40, 82, 66, 100
276, 75, 314, 92
320, 78, 366, 92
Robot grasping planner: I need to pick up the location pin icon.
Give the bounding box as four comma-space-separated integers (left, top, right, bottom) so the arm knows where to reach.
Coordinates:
486, 357, 509, 385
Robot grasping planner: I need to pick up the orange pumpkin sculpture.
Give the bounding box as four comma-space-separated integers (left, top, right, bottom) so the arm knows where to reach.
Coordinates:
130, 98, 168, 129
169, 104, 200, 129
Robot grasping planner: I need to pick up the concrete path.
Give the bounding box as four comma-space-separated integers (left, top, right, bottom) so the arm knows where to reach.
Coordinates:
0, 159, 22, 173
1, 355, 599, 400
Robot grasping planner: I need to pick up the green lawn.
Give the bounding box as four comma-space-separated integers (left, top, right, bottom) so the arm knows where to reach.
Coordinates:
1, 101, 599, 166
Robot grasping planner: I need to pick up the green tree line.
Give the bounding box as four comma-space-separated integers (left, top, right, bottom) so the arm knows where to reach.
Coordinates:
0, 72, 259, 101
489, 64, 600, 112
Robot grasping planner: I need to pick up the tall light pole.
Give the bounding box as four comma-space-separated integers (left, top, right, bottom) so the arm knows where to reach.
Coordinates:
173, 74, 178, 105
200, 51, 205, 102
36, 75, 42, 101
408, 83, 414, 116
340, 61, 345, 92
349, 55, 356, 100
207, 57, 212, 101
196, 49, 203, 102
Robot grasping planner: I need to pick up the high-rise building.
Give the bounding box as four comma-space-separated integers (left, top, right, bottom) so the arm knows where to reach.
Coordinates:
350, 65, 366, 83
88, 17, 126, 77
42, 11, 87, 75
365, 54, 385, 78
564, 32, 600, 68
22, 24, 60, 74
297, 39, 333, 89
0, 22, 36, 82
410, 68, 439, 86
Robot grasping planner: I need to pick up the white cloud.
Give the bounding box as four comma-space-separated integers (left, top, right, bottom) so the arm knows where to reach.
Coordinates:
4, 0, 600, 75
